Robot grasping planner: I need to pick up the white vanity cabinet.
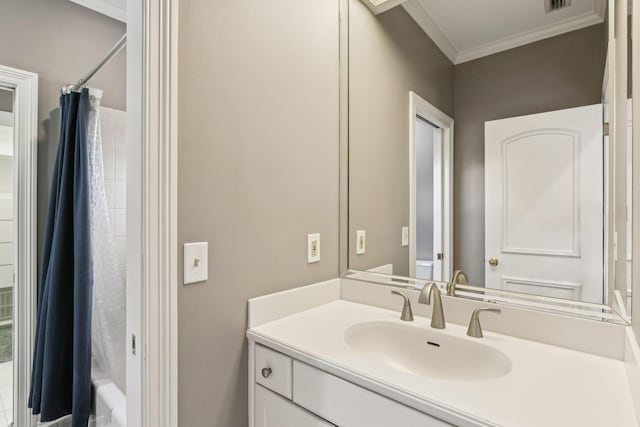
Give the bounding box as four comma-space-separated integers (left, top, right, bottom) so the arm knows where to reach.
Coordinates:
250, 343, 452, 427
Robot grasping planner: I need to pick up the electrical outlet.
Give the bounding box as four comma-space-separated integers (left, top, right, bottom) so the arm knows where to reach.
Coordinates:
356, 230, 366, 255
401, 226, 409, 247
307, 233, 320, 263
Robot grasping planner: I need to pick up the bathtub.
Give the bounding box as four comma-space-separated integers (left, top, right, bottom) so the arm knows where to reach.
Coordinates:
37, 379, 125, 427
90, 368, 126, 427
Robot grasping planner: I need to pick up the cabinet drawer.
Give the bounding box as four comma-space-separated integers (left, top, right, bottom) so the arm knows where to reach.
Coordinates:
292, 361, 452, 427
255, 344, 292, 399
255, 385, 334, 427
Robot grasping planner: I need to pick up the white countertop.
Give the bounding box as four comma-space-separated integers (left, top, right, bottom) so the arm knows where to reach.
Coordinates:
248, 299, 637, 427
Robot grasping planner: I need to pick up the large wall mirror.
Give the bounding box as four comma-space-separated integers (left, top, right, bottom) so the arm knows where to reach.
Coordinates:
343, 0, 634, 323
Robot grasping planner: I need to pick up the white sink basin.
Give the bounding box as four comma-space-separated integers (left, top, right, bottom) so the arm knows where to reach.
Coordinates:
344, 321, 512, 381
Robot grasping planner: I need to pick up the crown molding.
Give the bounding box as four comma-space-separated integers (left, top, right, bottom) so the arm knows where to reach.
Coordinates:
69, 0, 126, 22
403, 0, 606, 65
362, 0, 409, 15
456, 11, 605, 64
596, 0, 608, 19
401, 0, 457, 64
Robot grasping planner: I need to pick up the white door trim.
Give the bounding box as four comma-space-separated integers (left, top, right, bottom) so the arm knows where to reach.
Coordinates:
127, 0, 179, 426
0, 64, 38, 427
408, 92, 453, 281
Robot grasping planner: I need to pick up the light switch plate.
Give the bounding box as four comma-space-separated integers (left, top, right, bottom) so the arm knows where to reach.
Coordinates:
307, 233, 320, 263
356, 230, 366, 255
401, 226, 409, 247
184, 242, 208, 284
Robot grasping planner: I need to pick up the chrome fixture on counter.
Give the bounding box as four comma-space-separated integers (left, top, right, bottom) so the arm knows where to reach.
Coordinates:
391, 290, 414, 321
467, 307, 501, 338
447, 270, 469, 297
419, 283, 445, 329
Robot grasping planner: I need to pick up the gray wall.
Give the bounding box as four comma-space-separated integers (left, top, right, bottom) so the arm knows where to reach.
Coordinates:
177, 0, 339, 425
416, 118, 434, 261
0, 90, 12, 113
0, 0, 126, 272
453, 24, 606, 285
349, 0, 453, 276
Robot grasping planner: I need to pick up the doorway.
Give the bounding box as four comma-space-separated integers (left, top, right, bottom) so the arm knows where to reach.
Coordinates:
409, 92, 453, 282
414, 117, 441, 281
0, 66, 38, 427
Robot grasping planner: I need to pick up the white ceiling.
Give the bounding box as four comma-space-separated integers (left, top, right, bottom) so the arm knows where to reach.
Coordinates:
401, 0, 606, 64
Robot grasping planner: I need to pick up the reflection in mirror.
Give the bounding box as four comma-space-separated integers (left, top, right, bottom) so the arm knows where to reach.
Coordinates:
0, 87, 13, 426
346, 0, 631, 319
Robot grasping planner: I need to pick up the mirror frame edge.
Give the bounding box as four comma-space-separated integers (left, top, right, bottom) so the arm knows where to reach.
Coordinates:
339, 0, 350, 275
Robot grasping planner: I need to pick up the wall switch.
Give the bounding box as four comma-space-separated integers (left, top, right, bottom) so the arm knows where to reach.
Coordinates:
184, 242, 208, 284
401, 226, 409, 247
307, 233, 321, 263
356, 230, 366, 255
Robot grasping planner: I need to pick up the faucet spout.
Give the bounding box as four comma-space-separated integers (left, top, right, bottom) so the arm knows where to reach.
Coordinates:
447, 270, 468, 297
418, 283, 445, 329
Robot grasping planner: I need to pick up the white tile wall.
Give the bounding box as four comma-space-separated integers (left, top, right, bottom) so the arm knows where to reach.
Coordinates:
0, 222, 11, 244
0, 244, 12, 267
0, 196, 11, 274
0, 200, 10, 221
100, 107, 127, 277
0, 267, 11, 288
114, 180, 126, 210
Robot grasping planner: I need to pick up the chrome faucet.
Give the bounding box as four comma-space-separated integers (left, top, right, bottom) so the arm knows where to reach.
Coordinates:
390, 290, 414, 321
447, 269, 468, 296
466, 307, 501, 338
418, 283, 445, 329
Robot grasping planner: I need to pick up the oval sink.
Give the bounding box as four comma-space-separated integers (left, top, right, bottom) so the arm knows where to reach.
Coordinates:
344, 321, 512, 381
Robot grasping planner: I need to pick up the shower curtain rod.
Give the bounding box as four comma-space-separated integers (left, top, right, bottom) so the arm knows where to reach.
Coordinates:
62, 33, 127, 94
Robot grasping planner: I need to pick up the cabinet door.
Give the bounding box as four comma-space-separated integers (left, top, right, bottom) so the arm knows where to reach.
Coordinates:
255, 385, 334, 427
293, 361, 453, 427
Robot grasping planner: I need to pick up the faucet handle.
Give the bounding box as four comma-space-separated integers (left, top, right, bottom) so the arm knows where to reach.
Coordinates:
391, 290, 414, 321
467, 307, 501, 338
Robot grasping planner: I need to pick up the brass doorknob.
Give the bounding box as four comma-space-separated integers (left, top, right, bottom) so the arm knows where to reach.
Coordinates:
488, 257, 499, 267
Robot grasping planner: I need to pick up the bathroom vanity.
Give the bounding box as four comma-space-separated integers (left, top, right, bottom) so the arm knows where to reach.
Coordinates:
246, 0, 640, 425
247, 278, 640, 427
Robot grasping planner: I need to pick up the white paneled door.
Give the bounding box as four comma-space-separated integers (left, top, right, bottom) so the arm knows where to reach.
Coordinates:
485, 104, 603, 303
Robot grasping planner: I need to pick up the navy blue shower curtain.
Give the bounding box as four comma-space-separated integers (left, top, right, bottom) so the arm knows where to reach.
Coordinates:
29, 89, 94, 426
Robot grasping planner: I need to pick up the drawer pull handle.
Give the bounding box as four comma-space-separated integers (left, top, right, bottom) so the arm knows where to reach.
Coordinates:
261, 367, 272, 378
